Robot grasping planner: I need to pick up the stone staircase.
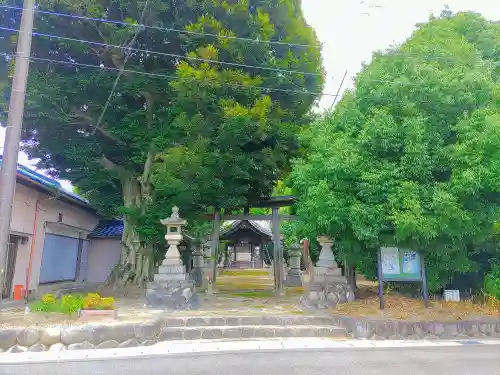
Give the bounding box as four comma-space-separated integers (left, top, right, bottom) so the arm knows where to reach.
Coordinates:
158, 315, 348, 341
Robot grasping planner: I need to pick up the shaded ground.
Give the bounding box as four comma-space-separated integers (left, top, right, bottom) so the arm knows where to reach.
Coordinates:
333, 284, 500, 321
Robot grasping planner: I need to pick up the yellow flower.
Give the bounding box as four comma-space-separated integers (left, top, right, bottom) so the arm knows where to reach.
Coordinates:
41, 293, 56, 304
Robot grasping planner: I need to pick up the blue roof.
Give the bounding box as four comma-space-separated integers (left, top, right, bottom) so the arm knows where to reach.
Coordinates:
0, 156, 90, 207
88, 220, 123, 238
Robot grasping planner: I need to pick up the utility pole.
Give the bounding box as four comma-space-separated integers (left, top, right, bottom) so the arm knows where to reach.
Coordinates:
0, 0, 35, 303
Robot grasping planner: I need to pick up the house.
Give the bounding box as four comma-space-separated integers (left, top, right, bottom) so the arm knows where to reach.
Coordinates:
1, 158, 122, 299
86, 220, 123, 284
219, 220, 273, 268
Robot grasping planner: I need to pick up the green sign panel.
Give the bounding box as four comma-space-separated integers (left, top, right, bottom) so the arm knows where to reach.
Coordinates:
380, 247, 421, 281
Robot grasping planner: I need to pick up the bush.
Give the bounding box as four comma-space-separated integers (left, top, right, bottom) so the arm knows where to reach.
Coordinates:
30, 293, 116, 314
60, 294, 84, 314
484, 264, 500, 299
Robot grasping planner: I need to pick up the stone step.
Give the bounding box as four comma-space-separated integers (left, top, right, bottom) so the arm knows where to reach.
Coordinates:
163, 315, 338, 327
159, 325, 348, 341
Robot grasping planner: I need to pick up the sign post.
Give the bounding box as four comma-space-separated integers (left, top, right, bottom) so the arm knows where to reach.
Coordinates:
377, 247, 428, 309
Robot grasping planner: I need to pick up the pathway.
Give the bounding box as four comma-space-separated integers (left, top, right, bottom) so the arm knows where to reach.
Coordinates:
2, 340, 500, 375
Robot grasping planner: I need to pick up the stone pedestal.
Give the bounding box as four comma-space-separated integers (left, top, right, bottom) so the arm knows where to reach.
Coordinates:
286, 243, 302, 286
301, 236, 354, 309
190, 241, 204, 287
146, 207, 199, 310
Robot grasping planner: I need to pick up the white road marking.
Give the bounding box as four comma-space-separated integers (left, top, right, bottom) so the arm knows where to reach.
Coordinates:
0, 338, 498, 365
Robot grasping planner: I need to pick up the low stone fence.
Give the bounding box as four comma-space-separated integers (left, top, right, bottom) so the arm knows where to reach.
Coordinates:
0, 315, 347, 353
331, 315, 500, 340
2, 314, 500, 353
0, 319, 165, 353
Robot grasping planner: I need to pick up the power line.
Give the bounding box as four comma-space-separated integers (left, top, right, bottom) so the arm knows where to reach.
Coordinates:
330, 70, 348, 110
93, 0, 150, 135
0, 52, 335, 97
0, 21, 497, 70
4, 23, 497, 87
0, 4, 323, 50
2, 49, 495, 98
1, 5, 498, 66
0, 26, 322, 77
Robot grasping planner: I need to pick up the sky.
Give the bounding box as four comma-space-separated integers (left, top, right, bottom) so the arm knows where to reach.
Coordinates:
302, 0, 500, 110
1, 0, 500, 191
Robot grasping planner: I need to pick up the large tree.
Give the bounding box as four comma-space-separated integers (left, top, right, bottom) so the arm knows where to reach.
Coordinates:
0, 0, 323, 285
290, 11, 500, 291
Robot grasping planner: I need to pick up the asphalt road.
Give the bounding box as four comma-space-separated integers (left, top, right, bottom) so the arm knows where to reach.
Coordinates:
1, 345, 499, 375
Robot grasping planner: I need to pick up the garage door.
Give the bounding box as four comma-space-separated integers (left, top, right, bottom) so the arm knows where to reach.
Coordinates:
39, 234, 80, 283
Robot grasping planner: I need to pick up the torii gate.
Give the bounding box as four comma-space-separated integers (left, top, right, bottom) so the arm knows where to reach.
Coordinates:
202, 195, 296, 295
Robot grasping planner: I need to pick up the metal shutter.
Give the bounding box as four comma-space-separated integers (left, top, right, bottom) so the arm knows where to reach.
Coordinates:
39, 234, 79, 283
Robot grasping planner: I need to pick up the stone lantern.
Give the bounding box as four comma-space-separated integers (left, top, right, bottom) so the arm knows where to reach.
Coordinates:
145, 206, 199, 309
286, 243, 303, 286
158, 206, 186, 277
190, 238, 204, 287
300, 236, 354, 309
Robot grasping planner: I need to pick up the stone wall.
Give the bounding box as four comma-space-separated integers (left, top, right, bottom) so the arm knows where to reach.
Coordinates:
0, 319, 165, 353
331, 315, 500, 340
2, 314, 500, 353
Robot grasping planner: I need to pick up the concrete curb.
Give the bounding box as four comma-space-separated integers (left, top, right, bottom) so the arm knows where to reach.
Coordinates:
1, 338, 500, 364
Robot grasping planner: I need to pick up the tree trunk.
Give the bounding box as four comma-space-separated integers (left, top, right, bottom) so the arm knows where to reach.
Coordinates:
107, 175, 154, 288
106, 93, 157, 288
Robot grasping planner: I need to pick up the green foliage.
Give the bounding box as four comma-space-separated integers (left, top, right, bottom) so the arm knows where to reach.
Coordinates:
290, 12, 500, 292
30, 293, 115, 313
60, 294, 85, 313
484, 264, 500, 299
1, 0, 324, 283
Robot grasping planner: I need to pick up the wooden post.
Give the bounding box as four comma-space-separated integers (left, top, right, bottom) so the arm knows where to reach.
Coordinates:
421, 255, 429, 307
210, 208, 221, 288
272, 206, 283, 295
377, 249, 384, 310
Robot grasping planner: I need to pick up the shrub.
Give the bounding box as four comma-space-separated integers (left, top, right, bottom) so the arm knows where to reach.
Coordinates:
60, 294, 84, 314
41, 293, 56, 304
30, 292, 116, 314
484, 264, 500, 300
83, 293, 102, 309
98, 297, 115, 310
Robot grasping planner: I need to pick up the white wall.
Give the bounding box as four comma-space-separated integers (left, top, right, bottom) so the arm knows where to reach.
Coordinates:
11, 183, 100, 291
87, 238, 121, 283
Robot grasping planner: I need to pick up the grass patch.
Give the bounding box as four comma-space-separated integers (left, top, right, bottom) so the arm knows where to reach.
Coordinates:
231, 291, 275, 298
220, 270, 271, 276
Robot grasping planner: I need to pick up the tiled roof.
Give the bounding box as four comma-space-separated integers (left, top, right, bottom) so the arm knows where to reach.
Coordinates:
220, 220, 273, 238
88, 220, 124, 238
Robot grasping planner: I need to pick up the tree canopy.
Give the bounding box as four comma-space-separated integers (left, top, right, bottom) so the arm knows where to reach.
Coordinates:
290, 11, 500, 291
0, 0, 324, 285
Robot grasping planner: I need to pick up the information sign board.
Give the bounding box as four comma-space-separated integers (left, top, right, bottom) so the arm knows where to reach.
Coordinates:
377, 247, 428, 309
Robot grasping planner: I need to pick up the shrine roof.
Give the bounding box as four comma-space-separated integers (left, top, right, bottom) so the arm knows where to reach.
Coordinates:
220, 220, 272, 239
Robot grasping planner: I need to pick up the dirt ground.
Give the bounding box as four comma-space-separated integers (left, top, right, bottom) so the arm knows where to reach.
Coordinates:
3, 270, 498, 327
333, 284, 500, 321
0, 269, 307, 327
